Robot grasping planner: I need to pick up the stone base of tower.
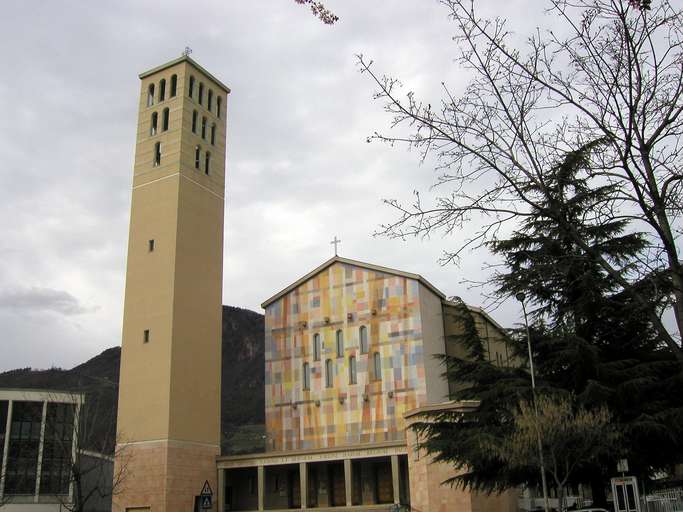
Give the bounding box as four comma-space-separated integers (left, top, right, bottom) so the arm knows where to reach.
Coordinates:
113, 439, 219, 512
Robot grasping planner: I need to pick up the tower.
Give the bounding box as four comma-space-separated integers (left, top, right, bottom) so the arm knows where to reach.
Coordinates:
114, 55, 229, 512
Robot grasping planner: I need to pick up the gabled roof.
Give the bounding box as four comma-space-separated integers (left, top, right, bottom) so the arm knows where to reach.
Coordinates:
261, 256, 446, 308
139, 55, 231, 94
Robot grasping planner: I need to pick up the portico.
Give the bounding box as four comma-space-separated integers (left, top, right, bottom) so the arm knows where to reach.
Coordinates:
216, 441, 409, 511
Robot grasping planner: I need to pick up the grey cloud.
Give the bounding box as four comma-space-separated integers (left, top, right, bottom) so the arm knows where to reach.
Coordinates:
0, 287, 93, 316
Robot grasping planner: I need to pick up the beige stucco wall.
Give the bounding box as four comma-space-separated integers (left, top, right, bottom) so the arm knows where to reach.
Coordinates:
418, 283, 449, 404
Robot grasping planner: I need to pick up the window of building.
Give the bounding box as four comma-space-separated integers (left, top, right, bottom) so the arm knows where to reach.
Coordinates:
40, 403, 74, 495
0, 401, 8, 480
192, 110, 198, 133
373, 352, 381, 381
195, 145, 201, 169
153, 142, 161, 167
198, 82, 204, 105
5, 401, 42, 494
170, 74, 177, 97
189, 76, 195, 98
201, 116, 207, 139
217, 96, 222, 118
205, 152, 210, 175
359, 326, 368, 354
147, 83, 154, 107
148, 239, 155, 252
313, 333, 321, 361
208, 90, 213, 112
336, 330, 344, 358
349, 356, 357, 384
150, 112, 158, 136
211, 124, 216, 145
325, 359, 333, 388
159, 78, 166, 102
143, 329, 150, 343
303, 362, 310, 390
162, 108, 169, 132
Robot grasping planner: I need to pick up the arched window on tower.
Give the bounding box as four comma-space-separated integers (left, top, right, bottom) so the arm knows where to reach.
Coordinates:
192, 110, 198, 133
211, 124, 216, 145
170, 74, 177, 97
205, 152, 211, 175
153, 142, 161, 167
195, 146, 201, 169
150, 112, 158, 136
359, 326, 368, 354
208, 90, 213, 112
189, 76, 195, 98
147, 84, 155, 107
373, 352, 382, 381
217, 96, 222, 118
303, 362, 310, 390
201, 117, 207, 139
162, 108, 169, 132
313, 333, 321, 361
159, 79, 166, 102
349, 356, 357, 384
336, 330, 344, 358
325, 359, 333, 388
198, 83, 204, 105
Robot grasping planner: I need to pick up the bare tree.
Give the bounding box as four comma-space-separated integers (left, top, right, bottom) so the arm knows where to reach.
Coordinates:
358, 0, 683, 360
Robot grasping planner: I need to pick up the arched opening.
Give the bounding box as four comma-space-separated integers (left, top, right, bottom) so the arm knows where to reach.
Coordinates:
217, 96, 222, 118
192, 110, 198, 133
153, 142, 161, 166
150, 112, 158, 136
198, 83, 204, 105
189, 76, 195, 98
336, 330, 344, 358
201, 116, 207, 139
147, 83, 155, 107
208, 89, 213, 112
373, 352, 381, 381
159, 79, 166, 102
195, 145, 201, 169
325, 359, 333, 388
170, 74, 177, 97
205, 152, 211, 175
162, 108, 169, 131
349, 356, 357, 384
211, 124, 216, 145
313, 333, 321, 361
359, 326, 368, 354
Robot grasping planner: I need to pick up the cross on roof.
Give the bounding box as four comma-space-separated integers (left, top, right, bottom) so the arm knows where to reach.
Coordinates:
330, 236, 341, 256
183, 47, 193, 57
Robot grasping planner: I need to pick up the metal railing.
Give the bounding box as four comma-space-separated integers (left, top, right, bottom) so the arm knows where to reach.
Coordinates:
641, 488, 683, 512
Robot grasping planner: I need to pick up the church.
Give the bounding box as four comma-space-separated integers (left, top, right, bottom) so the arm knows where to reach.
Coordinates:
112, 55, 518, 512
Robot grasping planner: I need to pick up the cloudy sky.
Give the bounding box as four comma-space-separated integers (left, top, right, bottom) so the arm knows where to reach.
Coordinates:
0, 0, 551, 371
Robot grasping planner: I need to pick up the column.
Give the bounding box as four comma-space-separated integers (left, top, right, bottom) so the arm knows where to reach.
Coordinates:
258, 465, 265, 511
217, 468, 224, 512
391, 455, 400, 505
299, 462, 307, 509
344, 459, 352, 507
34, 400, 48, 502
0, 400, 13, 501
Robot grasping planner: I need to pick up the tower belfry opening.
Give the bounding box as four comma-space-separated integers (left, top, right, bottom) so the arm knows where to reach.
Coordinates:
113, 55, 230, 512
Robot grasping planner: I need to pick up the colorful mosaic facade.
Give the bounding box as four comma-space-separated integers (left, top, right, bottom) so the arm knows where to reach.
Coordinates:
263, 261, 436, 451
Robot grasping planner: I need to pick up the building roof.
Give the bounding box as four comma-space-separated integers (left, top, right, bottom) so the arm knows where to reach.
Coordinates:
261, 255, 446, 308
138, 55, 231, 94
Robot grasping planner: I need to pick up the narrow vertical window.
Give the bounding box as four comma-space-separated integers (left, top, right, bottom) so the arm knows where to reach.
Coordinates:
153, 142, 161, 166
150, 112, 158, 136
198, 83, 204, 105
373, 352, 381, 381
336, 330, 344, 357
211, 124, 216, 145
349, 356, 357, 384
303, 362, 310, 390
143, 329, 150, 343
217, 96, 222, 118
325, 359, 333, 388
313, 333, 321, 361
359, 326, 368, 354
205, 152, 211, 175
170, 74, 177, 97
195, 145, 201, 169
208, 90, 213, 112
201, 116, 207, 139
162, 108, 169, 131
189, 76, 195, 98
192, 110, 198, 133
147, 83, 155, 107
148, 239, 155, 252
159, 79, 166, 101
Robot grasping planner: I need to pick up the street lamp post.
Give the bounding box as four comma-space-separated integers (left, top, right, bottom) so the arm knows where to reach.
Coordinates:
516, 292, 551, 512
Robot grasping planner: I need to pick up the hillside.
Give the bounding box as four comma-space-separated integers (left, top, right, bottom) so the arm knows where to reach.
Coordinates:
0, 305, 265, 455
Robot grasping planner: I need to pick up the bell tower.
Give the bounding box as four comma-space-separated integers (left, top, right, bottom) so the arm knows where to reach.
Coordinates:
114, 55, 229, 511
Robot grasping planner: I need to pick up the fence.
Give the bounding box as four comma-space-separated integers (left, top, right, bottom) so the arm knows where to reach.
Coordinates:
642, 488, 683, 512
